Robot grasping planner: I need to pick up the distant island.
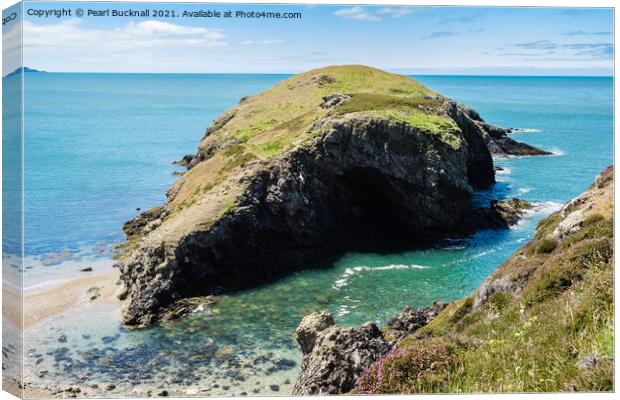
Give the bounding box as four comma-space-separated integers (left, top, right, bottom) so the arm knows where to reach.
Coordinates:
4, 66, 45, 78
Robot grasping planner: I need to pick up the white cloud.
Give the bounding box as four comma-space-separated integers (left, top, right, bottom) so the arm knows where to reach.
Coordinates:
24, 19, 227, 50
239, 38, 286, 46
21, 19, 231, 72
377, 7, 416, 18
333, 6, 380, 22
239, 38, 286, 45
263, 38, 286, 45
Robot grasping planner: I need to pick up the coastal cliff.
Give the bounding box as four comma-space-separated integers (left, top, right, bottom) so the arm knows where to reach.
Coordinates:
293, 166, 613, 394
115, 65, 547, 327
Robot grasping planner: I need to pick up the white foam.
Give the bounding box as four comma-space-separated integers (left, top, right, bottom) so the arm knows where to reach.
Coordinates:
531, 201, 563, 215
518, 187, 532, 195
511, 128, 542, 133
496, 167, 512, 175
510, 201, 564, 230
336, 305, 351, 316
547, 148, 565, 156
332, 263, 429, 290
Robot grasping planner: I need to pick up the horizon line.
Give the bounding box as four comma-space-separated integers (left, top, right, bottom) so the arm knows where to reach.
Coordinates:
8, 70, 614, 78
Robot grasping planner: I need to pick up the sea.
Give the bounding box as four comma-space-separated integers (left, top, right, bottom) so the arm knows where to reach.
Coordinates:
5, 73, 614, 395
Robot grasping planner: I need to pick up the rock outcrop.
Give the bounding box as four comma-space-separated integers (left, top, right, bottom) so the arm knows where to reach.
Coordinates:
450, 104, 551, 157
292, 313, 390, 395
116, 65, 548, 327
384, 301, 448, 341
293, 301, 450, 394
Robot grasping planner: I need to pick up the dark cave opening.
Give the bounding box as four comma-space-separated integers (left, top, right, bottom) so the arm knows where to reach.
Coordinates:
332, 167, 428, 252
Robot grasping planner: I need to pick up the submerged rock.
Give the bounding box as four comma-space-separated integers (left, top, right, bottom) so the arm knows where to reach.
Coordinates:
292, 312, 390, 395
116, 65, 548, 327
82, 286, 101, 302
154, 295, 219, 325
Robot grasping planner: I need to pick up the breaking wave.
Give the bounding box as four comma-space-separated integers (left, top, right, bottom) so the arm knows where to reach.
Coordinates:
332, 264, 430, 290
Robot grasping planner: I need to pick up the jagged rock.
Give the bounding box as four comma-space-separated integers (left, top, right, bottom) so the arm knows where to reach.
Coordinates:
386, 301, 448, 341
471, 198, 533, 230
553, 209, 585, 238
454, 104, 551, 157
173, 154, 194, 167
294, 312, 335, 354
322, 93, 351, 108
292, 312, 390, 395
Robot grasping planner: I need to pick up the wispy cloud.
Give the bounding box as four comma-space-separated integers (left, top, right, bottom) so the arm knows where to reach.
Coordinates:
22, 19, 229, 72
563, 43, 613, 59
515, 40, 557, 49
333, 6, 380, 22
422, 31, 458, 40
377, 7, 415, 18
497, 40, 612, 60
439, 12, 485, 24
556, 9, 587, 18
24, 19, 227, 50
564, 30, 611, 36
239, 38, 286, 45
496, 51, 556, 57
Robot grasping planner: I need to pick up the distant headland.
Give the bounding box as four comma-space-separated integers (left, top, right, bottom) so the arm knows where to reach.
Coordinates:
4, 66, 45, 78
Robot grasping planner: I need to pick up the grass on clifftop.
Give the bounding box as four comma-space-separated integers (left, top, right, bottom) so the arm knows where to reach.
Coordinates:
198, 65, 457, 161
354, 167, 614, 394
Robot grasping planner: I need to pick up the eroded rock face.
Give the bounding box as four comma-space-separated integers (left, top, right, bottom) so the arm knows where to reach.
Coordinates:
292, 313, 390, 395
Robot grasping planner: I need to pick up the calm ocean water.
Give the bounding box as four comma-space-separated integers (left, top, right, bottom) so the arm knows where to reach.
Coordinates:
17, 73, 613, 394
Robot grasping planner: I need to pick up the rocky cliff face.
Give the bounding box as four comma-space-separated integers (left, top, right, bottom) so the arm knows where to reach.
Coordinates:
292, 166, 613, 394
116, 65, 547, 327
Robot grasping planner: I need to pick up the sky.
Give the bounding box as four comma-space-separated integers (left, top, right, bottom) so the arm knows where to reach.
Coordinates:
2, 2, 614, 75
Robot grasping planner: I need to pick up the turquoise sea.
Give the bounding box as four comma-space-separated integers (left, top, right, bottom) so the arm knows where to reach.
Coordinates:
13, 73, 613, 395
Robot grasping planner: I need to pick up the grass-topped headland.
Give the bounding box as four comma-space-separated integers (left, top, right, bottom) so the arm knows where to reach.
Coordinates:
116, 65, 547, 327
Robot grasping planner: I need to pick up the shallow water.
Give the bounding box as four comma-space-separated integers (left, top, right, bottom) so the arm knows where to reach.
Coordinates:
18, 74, 613, 395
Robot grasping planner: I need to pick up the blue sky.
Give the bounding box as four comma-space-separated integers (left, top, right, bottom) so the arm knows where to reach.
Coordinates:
5, 2, 614, 75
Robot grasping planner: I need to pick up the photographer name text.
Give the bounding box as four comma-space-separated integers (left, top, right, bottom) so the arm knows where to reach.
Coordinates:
26, 8, 302, 19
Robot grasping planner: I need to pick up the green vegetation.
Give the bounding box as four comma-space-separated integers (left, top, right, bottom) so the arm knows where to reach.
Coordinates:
337, 92, 443, 114
251, 140, 285, 158
536, 238, 558, 254
194, 64, 456, 164
356, 167, 614, 394
234, 120, 274, 142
